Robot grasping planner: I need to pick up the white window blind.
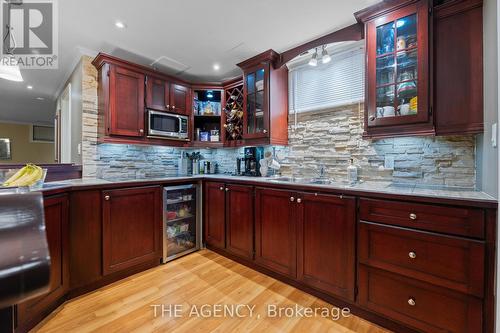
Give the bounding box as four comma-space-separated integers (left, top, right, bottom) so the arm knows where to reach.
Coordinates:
289, 44, 365, 113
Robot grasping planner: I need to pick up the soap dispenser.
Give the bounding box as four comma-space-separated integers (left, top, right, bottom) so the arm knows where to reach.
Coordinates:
347, 158, 358, 184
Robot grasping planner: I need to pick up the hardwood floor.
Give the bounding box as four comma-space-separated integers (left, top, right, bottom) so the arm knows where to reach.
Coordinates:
34, 250, 390, 333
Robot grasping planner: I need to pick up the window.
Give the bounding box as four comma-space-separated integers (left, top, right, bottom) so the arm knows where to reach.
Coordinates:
31, 125, 55, 143
288, 42, 365, 113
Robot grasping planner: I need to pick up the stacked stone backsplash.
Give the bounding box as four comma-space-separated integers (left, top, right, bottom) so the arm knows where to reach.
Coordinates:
80, 56, 476, 187
277, 104, 476, 187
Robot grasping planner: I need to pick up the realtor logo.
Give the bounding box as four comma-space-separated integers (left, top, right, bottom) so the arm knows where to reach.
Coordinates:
1, 0, 58, 69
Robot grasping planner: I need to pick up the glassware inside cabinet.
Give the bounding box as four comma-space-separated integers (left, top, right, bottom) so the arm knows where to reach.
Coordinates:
374, 12, 419, 120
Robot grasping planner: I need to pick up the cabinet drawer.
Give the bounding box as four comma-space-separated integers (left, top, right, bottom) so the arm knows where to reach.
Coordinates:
359, 222, 485, 297
359, 198, 484, 238
358, 266, 483, 333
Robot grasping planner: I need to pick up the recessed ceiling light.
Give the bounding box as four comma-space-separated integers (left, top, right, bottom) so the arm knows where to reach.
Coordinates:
27, 85, 33, 89
115, 21, 126, 29
213, 63, 220, 71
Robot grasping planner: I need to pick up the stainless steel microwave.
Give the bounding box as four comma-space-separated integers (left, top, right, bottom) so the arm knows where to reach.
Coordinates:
147, 110, 189, 140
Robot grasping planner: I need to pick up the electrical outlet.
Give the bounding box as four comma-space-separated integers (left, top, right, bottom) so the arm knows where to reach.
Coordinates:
384, 155, 395, 170
492, 123, 497, 148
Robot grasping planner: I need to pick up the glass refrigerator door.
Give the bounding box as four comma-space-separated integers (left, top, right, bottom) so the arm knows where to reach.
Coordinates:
163, 184, 200, 262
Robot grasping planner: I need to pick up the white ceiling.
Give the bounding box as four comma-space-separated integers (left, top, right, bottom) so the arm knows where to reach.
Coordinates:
0, 0, 378, 125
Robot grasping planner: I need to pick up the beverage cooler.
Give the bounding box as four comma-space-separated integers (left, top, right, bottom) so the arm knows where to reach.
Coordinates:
163, 184, 201, 263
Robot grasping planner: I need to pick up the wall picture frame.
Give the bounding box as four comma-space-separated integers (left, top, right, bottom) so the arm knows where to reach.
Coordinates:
0, 139, 12, 160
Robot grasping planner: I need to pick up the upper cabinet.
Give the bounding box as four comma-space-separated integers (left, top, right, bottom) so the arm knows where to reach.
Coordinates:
237, 50, 289, 145
360, 0, 432, 138
93, 54, 191, 146
146, 77, 190, 115
434, 0, 483, 135
356, 0, 483, 138
146, 77, 170, 112
108, 65, 146, 137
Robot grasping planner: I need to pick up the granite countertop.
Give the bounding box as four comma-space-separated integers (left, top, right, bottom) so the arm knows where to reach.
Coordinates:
35, 174, 498, 205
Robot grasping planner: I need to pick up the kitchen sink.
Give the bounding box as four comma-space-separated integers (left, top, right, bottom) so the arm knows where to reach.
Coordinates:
267, 176, 334, 185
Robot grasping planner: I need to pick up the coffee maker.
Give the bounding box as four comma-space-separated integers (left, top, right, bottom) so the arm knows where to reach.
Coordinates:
242, 147, 264, 176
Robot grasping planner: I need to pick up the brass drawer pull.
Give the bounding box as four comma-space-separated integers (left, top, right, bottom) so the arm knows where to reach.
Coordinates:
219, 186, 224, 191
409, 213, 417, 220
297, 198, 302, 204
104, 195, 110, 201
290, 197, 295, 202
408, 297, 416, 306
408, 251, 417, 259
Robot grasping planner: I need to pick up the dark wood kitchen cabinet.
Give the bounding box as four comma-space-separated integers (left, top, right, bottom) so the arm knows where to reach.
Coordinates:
107, 64, 145, 137
146, 76, 190, 115
358, 0, 432, 138
102, 186, 162, 275
434, 0, 484, 135
297, 193, 356, 301
254, 187, 296, 278
204, 182, 226, 249
203, 182, 254, 260
17, 194, 69, 332
146, 76, 170, 112
357, 198, 487, 333
237, 50, 288, 145
225, 184, 254, 260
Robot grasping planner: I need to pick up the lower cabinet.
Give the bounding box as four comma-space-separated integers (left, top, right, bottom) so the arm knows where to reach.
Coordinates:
357, 199, 487, 333
17, 194, 69, 331
255, 188, 297, 278
358, 265, 483, 333
297, 193, 356, 301
225, 184, 254, 260
204, 182, 254, 260
204, 182, 226, 249
102, 186, 162, 275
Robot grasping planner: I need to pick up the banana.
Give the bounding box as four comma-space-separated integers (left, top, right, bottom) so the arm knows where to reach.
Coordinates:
3, 164, 44, 187
3, 164, 30, 186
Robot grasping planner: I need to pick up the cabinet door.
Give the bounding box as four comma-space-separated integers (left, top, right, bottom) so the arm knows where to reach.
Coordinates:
226, 184, 254, 260
243, 64, 270, 139
171, 84, 189, 115
204, 182, 226, 249
17, 195, 69, 330
146, 76, 170, 111
102, 186, 161, 275
297, 193, 356, 301
255, 187, 296, 278
109, 65, 145, 137
434, 0, 483, 135
366, 0, 429, 130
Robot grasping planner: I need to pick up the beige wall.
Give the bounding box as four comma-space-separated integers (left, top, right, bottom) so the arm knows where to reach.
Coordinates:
0, 122, 55, 164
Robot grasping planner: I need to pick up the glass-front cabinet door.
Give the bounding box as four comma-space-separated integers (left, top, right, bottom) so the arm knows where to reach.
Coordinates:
366, 0, 429, 134
243, 64, 270, 139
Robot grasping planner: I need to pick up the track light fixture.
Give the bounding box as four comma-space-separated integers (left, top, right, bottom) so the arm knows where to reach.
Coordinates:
308, 48, 318, 67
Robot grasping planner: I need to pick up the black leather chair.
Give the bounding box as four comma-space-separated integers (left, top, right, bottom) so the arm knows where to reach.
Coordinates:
0, 192, 50, 333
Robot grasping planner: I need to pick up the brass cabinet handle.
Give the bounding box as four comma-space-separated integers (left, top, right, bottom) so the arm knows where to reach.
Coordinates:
297, 198, 302, 204
408, 251, 417, 259
408, 298, 416, 306
219, 186, 224, 191
290, 197, 295, 202
409, 213, 417, 220
225, 188, 229, 192
172, 105, 176, 109
104, 195, 110, 201
263, 129, 268, 134
166, 104, 170, 108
